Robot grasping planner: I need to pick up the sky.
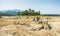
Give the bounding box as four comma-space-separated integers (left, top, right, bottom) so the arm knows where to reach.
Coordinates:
0, 0, 60, 14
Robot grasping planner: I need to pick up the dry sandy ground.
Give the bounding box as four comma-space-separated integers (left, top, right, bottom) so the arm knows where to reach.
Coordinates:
0, 16, 60, 36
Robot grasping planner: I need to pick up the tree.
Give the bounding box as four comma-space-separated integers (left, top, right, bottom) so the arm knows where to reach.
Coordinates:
24, 10, 28, 15
29, 9, 31, 12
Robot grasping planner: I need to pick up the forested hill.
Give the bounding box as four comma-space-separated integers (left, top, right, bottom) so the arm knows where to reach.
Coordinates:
0, 9, 21, 16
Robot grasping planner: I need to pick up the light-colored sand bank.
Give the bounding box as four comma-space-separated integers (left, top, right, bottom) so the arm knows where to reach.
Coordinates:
0, 16, 60, 36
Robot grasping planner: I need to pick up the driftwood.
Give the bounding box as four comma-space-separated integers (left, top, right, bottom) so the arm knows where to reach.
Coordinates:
39, 21, 52, 30
0, 16, 2, 18
33, 17, 40, 22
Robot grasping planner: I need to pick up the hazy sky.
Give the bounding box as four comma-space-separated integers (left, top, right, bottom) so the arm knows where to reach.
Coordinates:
0, 0, 60, 14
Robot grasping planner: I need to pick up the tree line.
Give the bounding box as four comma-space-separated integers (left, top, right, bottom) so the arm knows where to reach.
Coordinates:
17, 9, 41, 16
